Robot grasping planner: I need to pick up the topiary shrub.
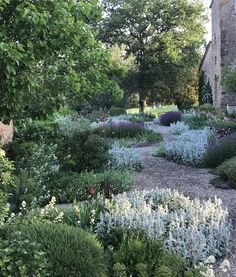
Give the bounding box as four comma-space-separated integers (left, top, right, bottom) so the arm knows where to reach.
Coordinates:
216, 156, 236, 188
159, 111, 181, 126
110, 107, 127, 116
22, 222, 107, 277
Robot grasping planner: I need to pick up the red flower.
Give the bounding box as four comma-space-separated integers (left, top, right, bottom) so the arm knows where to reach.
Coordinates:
87, 186, 95, 195
106, 184, 113, 191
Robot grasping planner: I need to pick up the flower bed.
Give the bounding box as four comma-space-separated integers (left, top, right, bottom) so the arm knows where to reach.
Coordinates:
165, 128, 213, 166
96, 189, 231, 267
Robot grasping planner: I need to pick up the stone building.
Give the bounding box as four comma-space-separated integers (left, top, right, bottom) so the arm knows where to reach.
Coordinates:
200, 0, 236, 107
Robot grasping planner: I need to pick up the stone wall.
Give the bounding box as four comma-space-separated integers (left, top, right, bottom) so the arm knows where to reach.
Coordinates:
220, 0, 236, 105
200, 0, 236, 107
211, 0, 222, 107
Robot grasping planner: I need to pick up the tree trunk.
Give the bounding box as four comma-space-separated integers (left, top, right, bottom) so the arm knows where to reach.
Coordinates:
139, 96, 147, 113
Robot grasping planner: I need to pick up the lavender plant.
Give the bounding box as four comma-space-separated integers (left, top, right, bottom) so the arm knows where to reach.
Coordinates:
159, 111, 182, 126
96, 189, 231, 267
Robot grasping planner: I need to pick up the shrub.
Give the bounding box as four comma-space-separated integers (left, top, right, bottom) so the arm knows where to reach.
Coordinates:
165, 128, 212, 166
93, 121, 145, 139
17, 143, 59, 185
107, 229, 185, 277
0, 149, 14, 223
9, 170, 38, 211
57, 130, 110, 172
199, 104, 215, 112
109, 143, 143, 170
212, 121, 236, 133
204, 135, 236, 168
0, 231, 49, 276
14, 119, 59, 143
96, 189, 231, 267
216, 156, 236, 188
170, 121, 189, 135
110, 107, 127, 116
44, 169, 133, 203
181, 112, 210, 130
56, 115, 91, 137
159, 111, 182, 126
22, 222, 107, 277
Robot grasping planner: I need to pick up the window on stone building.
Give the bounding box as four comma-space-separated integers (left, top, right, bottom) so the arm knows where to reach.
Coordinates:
215, 56, 217, 65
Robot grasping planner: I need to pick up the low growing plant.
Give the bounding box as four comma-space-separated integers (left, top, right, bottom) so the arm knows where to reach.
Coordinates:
96, 189, 231, 267
204, 135, 236, 168
108, 143, 143, 170
170, 121, 189, 135
93, 121, 145, 139
216, 156, 236, 188
42, 169, 133, 203
165, 128, 213, 166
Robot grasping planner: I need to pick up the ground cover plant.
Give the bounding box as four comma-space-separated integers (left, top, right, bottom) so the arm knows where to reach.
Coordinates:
216, 156, 236, 188
96, 189, 231, 268
108, 143, 143, 170
170, 121, 189, 135
165, 128, 213, 166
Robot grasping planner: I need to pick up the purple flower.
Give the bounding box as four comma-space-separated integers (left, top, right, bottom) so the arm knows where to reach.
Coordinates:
159, 112, 182, 126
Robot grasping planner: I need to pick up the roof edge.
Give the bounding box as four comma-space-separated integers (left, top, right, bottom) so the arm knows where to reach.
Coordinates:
199, 41, 212, 72
209, 0, 214, 8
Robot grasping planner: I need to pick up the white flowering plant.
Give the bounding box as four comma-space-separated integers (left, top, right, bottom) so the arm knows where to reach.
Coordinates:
170, 121, 189, 135
96, 189, 231, 267
165, 128, 214, 166
108, 143, 143, 170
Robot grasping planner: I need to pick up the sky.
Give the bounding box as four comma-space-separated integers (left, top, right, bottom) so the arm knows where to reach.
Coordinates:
204, 0, 212, 41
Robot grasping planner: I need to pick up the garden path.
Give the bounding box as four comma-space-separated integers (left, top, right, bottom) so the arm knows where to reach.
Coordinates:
133, 123, 236, 276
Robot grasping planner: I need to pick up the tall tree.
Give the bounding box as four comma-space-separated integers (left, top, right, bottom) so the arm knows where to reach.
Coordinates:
99, 0, 206, 111
0, 0, 122, 120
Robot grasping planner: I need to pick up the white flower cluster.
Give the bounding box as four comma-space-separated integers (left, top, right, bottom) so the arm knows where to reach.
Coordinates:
96, 189, 231, 267
108, 143, 143, 170
170, 121, 189, 135
165, 128, 213, 166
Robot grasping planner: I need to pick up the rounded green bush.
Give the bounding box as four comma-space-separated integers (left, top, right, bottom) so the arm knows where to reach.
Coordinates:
217, 156, 236, 188
109, 107, 127, 116
23, 222, 108, 277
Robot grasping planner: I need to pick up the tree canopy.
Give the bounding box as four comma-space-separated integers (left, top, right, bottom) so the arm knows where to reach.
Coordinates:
99, 0, 206, 110
0, 0, 123, 120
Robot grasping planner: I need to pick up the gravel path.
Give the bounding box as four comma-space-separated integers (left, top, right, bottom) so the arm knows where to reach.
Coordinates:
134, 124, 236, 276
